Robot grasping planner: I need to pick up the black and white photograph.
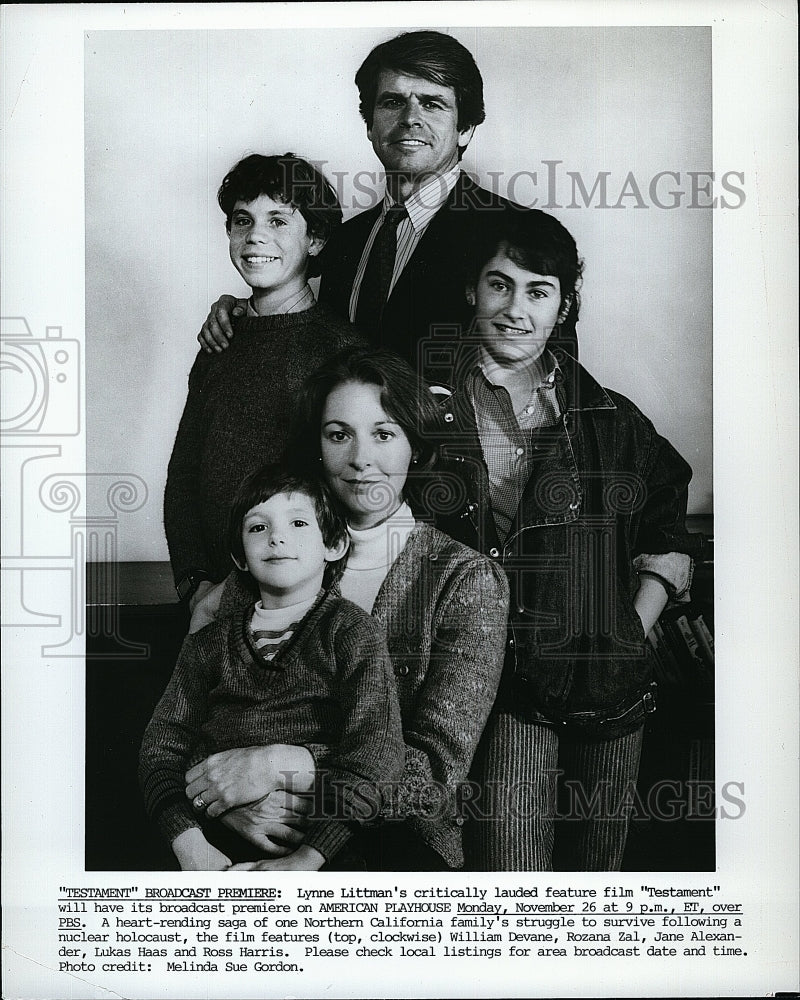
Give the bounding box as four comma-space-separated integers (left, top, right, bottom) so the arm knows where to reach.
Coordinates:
2, 3, 797, 998
83, 22, 717, 877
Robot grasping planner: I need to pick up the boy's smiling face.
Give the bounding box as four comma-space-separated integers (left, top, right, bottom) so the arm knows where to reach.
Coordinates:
469, 249, 566, 370
235, 491, 342, 609
227, 194, 322, 307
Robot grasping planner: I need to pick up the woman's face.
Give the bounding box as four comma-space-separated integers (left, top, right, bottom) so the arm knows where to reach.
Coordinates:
320, 380, 414, 529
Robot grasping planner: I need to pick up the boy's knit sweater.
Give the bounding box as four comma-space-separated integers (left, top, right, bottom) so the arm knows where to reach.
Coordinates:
138, 589, 404, 854
219, 523, 510, 868
164, 305, 362, 584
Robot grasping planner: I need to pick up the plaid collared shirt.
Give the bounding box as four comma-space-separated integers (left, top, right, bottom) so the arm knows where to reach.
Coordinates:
468, 350, 562, 542
348, 164, 462, 323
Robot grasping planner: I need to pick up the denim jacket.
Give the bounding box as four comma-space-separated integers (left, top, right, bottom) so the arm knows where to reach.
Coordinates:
435, 348, 706, 739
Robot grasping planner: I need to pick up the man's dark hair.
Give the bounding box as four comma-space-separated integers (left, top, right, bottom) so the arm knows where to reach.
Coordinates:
228, 464, 348, 579
290, 347, 442, 518
355, 30, 486, 133
217, 153, 342, 244
469, 208, 585, 342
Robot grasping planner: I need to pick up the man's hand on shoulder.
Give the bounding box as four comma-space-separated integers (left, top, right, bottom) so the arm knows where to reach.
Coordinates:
198, 295, 247, 353
188, 579, 224, 633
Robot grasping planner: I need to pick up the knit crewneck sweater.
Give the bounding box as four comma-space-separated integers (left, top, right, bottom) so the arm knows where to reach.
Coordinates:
164, 304, 362, 583
339, 503, 417, 613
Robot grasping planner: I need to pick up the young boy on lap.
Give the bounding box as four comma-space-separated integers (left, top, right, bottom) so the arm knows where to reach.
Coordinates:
141, 465, 403, 871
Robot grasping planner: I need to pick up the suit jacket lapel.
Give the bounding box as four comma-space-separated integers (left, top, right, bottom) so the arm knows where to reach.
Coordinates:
318, 203, 381, 315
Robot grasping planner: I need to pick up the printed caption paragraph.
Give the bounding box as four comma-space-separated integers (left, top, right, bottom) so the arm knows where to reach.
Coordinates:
56, 883, 748, 976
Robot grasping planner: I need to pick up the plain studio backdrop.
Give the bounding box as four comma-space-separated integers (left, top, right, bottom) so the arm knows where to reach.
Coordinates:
85, 26, 712, 561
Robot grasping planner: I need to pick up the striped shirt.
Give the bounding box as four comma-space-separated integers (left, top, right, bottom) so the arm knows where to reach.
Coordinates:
246, 283, 315, 317
348, 164, 462, 323
250, 592, 319, 662
468, 349, 562, 542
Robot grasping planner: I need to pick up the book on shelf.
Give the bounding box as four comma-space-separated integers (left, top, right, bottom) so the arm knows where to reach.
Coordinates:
689, 613, 715, 667
674, 613, 703, 661
648, 620, 684, 687
659, 609, 714, 693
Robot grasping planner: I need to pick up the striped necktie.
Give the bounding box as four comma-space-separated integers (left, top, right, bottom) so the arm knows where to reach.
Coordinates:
355, 204, 407, 337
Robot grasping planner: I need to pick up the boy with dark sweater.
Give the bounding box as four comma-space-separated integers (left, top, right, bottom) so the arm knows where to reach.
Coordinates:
141, 466, 404, 871
164, 154, 363, 609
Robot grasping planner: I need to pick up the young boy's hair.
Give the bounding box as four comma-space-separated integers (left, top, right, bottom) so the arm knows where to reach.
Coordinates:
228, 464, 349, 582
217, 152, 342, 246
470, 208, 585, 343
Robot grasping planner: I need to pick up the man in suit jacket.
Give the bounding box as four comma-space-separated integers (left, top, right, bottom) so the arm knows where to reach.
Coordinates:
319, 173, 511, 384
199, 30, 517, 385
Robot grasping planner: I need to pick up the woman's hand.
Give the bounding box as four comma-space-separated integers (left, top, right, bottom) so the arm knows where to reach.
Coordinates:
198, 295, 247, 353
188, 579, 225, 633
221, 790, 312, 855
228, 845, 326, 872
171, 827, 231, 871
185, 744, 315, 817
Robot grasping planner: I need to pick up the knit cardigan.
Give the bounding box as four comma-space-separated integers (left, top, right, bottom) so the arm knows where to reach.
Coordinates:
164, 305, 362, 584
219, 523, 510, 868
138, 590, 404, 849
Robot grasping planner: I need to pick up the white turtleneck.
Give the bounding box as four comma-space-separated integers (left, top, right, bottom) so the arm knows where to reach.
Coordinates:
339, 503, 417, 613
250, 592, 319, 661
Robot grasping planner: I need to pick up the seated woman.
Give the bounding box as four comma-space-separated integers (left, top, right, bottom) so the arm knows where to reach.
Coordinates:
186, 348, 510, 871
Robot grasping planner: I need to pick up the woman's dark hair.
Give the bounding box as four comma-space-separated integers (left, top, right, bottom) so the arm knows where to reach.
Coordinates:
469, 208, 585, 344
228, 464, 348, 582
355, 30, 485, 134
289, 347, 442, 518
217, 153, 342, 248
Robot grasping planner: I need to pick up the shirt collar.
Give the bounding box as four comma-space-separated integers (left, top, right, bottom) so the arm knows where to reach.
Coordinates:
382, 164, 461, 233
246, 284, 315, 316
474, 347, 560, 393
253, 591, 319, 628
460, 345, 617, 415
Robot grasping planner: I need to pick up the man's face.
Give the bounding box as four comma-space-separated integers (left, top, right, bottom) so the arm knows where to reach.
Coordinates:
470, 249, 566, 370
367, 70, 475, 181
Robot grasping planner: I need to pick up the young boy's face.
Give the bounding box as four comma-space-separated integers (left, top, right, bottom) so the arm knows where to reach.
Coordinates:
228, 194, 321, 299
236, 491, 341, 608
468, 249, 565, 370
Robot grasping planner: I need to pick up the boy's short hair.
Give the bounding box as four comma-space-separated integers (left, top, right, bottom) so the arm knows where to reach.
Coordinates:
355, 30, 485, 133
228, 464, 348, 579
217, 153, 342, 245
